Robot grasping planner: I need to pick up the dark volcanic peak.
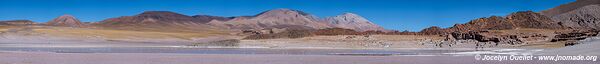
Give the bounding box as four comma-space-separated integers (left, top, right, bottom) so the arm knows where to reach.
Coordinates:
541, 0, 600, 17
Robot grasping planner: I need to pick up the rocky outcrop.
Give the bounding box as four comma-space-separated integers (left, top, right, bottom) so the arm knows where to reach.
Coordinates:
0, 20, 36, 26
444, 11, 563, 33
419, 26, 446, 35
507, 11, 563, 29
551, 30, 600, 46
452, 32, 525, 45
449, 31, 499, 43
191, 39, 240, 46
47, 14, 84, 27
446, 16, 513, 32
243, 29, 314, 39
243, 27, 393, 39
425, 0, 599, 47
313, 28, 361, 35
322, 13, 385, 31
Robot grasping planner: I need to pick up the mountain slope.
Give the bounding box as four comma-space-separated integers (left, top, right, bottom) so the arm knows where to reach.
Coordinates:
322, 13, 385, 31
506, 11, 563, 29
541, 0, 600, 17
47, 14, 84, 27
550, 5, 600, 29
540, 0, 600, 29
222, 8, 330, 30
97, 11, 227, 32
445, 11, 562, 32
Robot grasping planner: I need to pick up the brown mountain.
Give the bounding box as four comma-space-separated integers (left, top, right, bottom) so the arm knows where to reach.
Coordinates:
0, 20, 36, 26
419, 26, 446, 35
322, 13, 385, 31
438, 0, 600, 33
47, 14, 84, 27
506, 11, 563, 29
446, 16, 512, 32
97, 11, 227, 31
429, 11, 562, 33
221, 8, 330, 30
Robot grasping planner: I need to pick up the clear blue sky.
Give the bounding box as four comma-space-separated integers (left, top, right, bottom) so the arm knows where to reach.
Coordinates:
0, 0, 575, 31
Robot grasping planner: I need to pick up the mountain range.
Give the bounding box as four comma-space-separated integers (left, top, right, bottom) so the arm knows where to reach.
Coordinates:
85, 8, 384, 32
0, 0, 597, 34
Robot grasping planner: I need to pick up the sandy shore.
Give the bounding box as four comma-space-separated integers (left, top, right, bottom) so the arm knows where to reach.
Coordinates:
0, 51, 597, 64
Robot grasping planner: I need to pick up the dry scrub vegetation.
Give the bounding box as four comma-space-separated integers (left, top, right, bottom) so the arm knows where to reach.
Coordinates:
31, 27, 229, 40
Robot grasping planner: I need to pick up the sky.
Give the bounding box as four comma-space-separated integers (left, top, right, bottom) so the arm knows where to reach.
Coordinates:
0, 0, 576, 31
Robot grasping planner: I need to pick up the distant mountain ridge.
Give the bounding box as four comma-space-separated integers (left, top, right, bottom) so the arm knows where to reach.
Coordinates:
95, 11, 228, 31
206, 8, 386, 31
0, 20, 35, 26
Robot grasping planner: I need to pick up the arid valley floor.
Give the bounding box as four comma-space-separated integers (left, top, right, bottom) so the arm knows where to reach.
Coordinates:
0, 25, 599, 64
1, 0, 600, 64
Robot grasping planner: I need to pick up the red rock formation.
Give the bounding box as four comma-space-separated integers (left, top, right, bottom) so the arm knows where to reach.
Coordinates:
446, 16, 513, 32
419, 26, 447, 35
507, 11, 563, 29
47, 14, 84, 27
443, 11, 563, 33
